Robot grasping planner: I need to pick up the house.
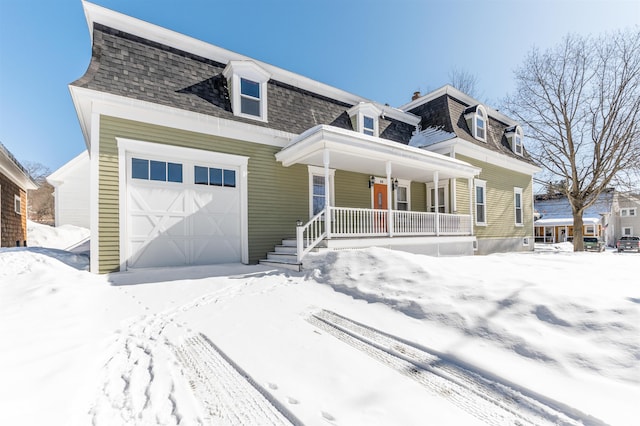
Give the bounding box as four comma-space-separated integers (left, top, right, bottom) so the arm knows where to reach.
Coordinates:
401, 88, 541, 254
70, 2, 539, 273
0, 142, 38, 247
613, 192, 640, 240
533, 189, 616, 246
47, 151, 91, 228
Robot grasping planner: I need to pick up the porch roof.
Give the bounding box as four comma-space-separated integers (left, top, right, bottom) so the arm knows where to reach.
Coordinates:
276, 125, 480, 182
534, 217, 601, 227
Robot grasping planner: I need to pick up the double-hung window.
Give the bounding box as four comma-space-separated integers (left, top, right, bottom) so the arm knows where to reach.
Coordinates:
396, 186, 409, 211
465, 105, 487, 142
308, 166, 335, 217
476, 111, 486, 140
240, 78, 261, 117
475, 179, 487, 226
514, 187, 523, 226
363, 116, 375, 136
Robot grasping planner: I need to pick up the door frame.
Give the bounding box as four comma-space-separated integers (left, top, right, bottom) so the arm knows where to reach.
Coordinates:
117, 137, 249, 270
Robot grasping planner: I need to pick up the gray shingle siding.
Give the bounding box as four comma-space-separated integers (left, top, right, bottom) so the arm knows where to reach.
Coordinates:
72, 24, 414, 142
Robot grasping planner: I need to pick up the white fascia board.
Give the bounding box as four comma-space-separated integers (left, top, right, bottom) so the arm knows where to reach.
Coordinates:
69, 86, 296, 149
47, 150, 89, 186
427, 137, 541, 175
0, 153, 38, 191
277, 125, 480, 177
400, 84, 518, 127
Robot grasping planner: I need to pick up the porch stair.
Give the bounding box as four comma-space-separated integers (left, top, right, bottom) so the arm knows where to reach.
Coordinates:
259, 238, 326, 272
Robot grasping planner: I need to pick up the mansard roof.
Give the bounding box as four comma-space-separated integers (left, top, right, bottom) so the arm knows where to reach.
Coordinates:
72, 2, 418, 144
401, 85, 538, 166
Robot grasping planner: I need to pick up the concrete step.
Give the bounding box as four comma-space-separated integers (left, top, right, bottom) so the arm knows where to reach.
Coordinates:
266, 252, 298, 262
259, 259, 302, 272
274, 245, 297, 254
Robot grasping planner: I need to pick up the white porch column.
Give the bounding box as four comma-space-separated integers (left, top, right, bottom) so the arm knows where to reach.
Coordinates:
386, 161, 393, 237
468, 177, 474, 236
324, 149, 331, 239
434, 171, 439, 236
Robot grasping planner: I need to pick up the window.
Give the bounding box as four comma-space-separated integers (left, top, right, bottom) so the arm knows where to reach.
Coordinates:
222, 60, 271, 122
194, 166, 236, 187
585, 225, 595, 235
623, 227, 633, 236
347, 103, 381, 137
396, 186, 409, 211
514, 187, 523, 226
363, 116, 375, 136
621, 208, 637, 217
426, 182, 449, 213
240, 78, 261, 117
131, 158, 183, 183
505, 126, 524, 156
14, 195, 21, 215
465, 105, 487, 142
474, 179, 487, 225
308, 166, 335, 217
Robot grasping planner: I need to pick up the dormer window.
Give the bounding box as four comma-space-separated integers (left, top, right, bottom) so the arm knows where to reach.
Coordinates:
505, 125, 524, 156
223, 60, 271, 122
363, 116, 375, 136
347, 102, 381, 137
464, 104, 488, 142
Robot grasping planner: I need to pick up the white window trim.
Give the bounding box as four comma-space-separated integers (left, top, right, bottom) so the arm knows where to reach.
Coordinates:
622, 226, 633, 236
514, 131, 523, 156
308, 165, 335, 218
474, 179, 487, 226
426, 181, 449, 213
465, 105, 487, 142
621, 207, 637, 217
523, 237, 530, 246
394, 179, 411, 211
514, 187, 524, 227
222, 60, 271, 123
585, 225, 596, 235
347, 102, 381, 137
14, 194, 21, 215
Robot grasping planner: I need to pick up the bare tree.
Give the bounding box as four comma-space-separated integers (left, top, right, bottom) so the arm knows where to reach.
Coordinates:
505, 29, 640, 251
24, 161, 55, 225
448, 67, 479, 98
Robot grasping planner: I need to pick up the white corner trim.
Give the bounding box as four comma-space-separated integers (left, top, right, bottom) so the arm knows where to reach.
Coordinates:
89, 111, 101, 273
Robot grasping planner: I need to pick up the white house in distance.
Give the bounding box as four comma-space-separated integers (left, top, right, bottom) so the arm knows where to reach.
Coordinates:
47, 151, 90, 229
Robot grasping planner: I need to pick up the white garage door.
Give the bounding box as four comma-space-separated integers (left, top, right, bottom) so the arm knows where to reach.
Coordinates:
125, 154, 242, 269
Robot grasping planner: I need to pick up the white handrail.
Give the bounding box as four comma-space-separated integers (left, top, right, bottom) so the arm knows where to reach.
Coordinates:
296, 209, 327, 263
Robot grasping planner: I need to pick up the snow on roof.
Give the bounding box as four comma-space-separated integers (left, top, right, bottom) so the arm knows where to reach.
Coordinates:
408, 126, 457, 148
534, 191, 614, 220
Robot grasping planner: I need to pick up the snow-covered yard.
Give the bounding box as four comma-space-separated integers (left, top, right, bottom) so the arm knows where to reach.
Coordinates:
0, 222, 637, 425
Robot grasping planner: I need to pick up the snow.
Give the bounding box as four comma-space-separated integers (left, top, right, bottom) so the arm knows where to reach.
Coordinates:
1, 222, 638, 425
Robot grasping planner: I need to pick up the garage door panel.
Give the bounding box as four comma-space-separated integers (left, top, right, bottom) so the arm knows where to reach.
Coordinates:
126, 155, 242, 269
130, 237, 189, 268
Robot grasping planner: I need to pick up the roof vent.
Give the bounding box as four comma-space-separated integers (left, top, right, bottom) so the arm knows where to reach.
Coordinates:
412, 91, 421, 101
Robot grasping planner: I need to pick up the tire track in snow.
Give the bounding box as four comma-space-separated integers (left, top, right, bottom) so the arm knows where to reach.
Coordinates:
309, 309, 593, 426
174, 333, 300, 426
89, 279, 292, 425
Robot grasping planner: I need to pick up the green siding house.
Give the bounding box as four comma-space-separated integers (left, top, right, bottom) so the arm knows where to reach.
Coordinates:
70, 2, 539, 273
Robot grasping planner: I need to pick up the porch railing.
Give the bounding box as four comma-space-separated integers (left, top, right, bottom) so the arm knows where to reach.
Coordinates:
296, 209, 327, 263
296, 206, 473, 262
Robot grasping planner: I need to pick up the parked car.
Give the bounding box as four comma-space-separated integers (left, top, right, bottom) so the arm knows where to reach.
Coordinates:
584, 237, 605, 252
616, 236, 640, 253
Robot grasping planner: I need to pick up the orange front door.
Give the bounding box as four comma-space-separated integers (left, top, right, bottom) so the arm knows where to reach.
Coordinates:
373, 183, 388, 232
373, 183, 388, 209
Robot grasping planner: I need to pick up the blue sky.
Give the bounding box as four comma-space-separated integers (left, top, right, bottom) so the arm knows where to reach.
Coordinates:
0, 0, 638, 173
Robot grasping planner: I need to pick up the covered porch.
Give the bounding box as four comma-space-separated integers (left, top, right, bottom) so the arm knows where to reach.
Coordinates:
275, 125, 481, 263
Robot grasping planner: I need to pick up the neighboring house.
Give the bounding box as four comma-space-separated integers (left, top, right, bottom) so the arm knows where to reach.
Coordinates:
534, 189, 617, 246
401, 88, 541, 254
47, 151, 91, 228
0, 142, 38, 247
614, 192, 640, 240
70, 2, 539, 273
